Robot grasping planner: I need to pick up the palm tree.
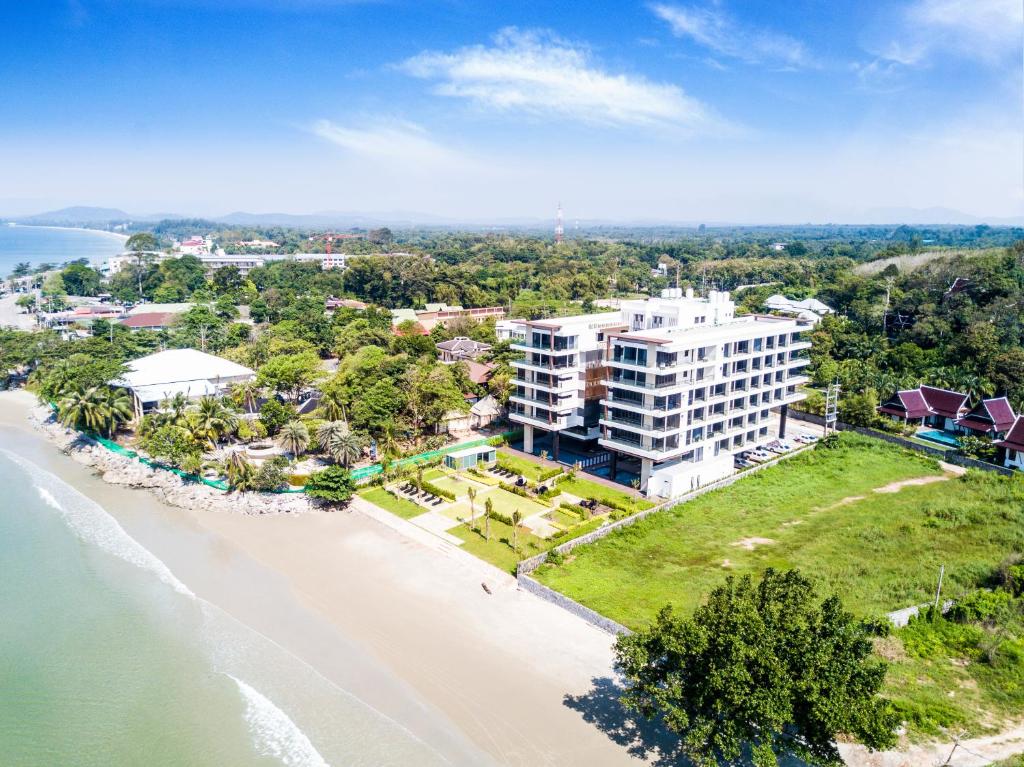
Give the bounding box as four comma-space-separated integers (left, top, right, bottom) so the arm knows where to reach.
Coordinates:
318, 390, 346, 422
278, 420, 309, 457
188, 396, 239, 448
226, 451, 256, 491
229, 381, 262, 414
484, 497, 493, 541
157, 392, 190, 428
467, 487, 478, 529
101, 388, 133, 438
58, 385, 106, 434
317, 420, 365, 466
511, 509, 523, 553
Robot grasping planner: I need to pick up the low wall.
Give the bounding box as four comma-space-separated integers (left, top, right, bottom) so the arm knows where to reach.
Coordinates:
788, 410, 1015, 475
517, 574, 631, 636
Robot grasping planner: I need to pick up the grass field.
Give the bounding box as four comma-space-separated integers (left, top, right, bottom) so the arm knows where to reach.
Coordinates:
428, 473, 489, 499
496, 449, 558, 482
535, 433, 966, 627
357, 487, 425, 519
445, 486, 550, 522
556, 476, 655, 510
450, 517, 546, 573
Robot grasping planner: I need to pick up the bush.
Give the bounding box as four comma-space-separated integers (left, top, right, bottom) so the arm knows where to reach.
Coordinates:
251, 461, 287, 492
140, 425, 202, 470
485, 507, 513, 525
547, 548, 565, 566
1006, 564, 1024, 597
259, 398, 296, 436
537, 485, 562, 501
559, 501, 589, 518
947, 589, 1013, 623
421, 479, 455, 501
304, 465, 355, 505
538, 466, 563, 482
499, 481, 533, 499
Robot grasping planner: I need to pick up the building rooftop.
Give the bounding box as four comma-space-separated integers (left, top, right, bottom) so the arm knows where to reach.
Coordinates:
120, 312, 179, 329
115, 349, 254, 389
611, 314, 801, 346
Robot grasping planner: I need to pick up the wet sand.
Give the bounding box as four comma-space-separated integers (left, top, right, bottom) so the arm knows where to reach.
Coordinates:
0, 391, 637, 766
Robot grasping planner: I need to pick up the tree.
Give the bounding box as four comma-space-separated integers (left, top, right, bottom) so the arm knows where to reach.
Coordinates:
614, 569, 897, 767
125, 232, 157, 252
317, 420, 364, 466
15, 294, 35, 313
141, 425, 202, 470
304, 465, 356, 505
226, 451, 258, 491
186, 396, 238, 448
58, 385, 132, 437
259, 398, 296, 436
511, 509, 522, 552
467, 486, 477, 529
277, 420, 309, 457
403, 362, 468, 441
484, 497, 493, 540
61, 263, 102, 296
257, 351, 321, 400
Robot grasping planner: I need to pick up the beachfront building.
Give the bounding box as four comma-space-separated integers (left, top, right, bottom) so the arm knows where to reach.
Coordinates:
444, 445, 497, 471
508, 288, 811, 496
995, 416, 1024, 471
112, 348, 255, 420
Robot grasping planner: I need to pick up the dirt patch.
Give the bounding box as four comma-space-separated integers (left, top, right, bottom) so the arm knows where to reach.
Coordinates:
822, 495, 866, 510
731, 537, 776, 551
721, 558, 733, 568
873, 635, 907, 662
873, 475, 950, 494
781, 520, 803, 527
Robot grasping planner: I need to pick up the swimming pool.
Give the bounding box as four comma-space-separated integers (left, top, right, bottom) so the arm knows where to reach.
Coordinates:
917, 429, 961, 448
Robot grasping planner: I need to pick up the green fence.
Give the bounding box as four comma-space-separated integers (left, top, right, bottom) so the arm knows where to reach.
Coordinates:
90, 434, 231, 491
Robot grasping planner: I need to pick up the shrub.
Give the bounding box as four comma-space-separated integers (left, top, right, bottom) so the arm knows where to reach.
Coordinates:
537, 486, 562, 501
947, 589, 1013, 623
499, 481, 533, 499
547, 548, 565, 566
140, 425, 202, 470
420, 479, 455, 501
1007, 564, 1024, 597
559, 501, 589, 518
259, 398, 296, 436
251, 461, 287, 492
487, 435, 506, 447
538, 466, 563, 482
304, 465, 356, 505
485, 507, 513, 525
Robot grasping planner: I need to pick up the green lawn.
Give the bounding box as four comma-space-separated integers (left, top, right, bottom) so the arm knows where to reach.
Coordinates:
357, 487, 425, 519
536, 433, 952, 627
428, 472, 489, 499
556, 476, 655, 511
445, 486, 550, 523
449, 517, 546, 573
496, 449, 557, 482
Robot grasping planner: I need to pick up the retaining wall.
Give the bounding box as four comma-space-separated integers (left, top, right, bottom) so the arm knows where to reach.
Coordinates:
517, 574, 632, 636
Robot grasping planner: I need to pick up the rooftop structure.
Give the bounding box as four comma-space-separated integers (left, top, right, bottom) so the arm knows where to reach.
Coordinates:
878, 385, 971, 429
112, 348, 255, 415
507, 288, 811, 496
198, 253, 264, 276
119, 312, 180, 331
994, 416, 1024, 471
436, 336, 492, 362
390, 304, 506, 333
764, 294, 833, 325
955, 397, 1016, 437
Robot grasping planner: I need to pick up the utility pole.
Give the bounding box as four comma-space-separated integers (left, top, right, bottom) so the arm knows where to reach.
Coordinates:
934, 564, 945, 611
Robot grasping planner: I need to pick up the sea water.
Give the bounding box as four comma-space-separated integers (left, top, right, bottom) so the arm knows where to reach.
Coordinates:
0, 224, 125, 275
0, 448, 454, 767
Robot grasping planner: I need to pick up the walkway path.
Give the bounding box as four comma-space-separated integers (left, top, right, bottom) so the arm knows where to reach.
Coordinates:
500, 445, 645, 498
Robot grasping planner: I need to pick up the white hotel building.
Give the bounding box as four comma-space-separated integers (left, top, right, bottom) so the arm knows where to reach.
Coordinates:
508, 289, 811, 498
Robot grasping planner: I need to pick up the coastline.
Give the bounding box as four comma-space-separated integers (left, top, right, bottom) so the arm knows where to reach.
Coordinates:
5, 222, 129, 242
0, 390, 638, 766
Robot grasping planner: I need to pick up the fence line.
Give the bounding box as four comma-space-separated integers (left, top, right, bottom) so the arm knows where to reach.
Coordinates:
788, 410, 1015, 477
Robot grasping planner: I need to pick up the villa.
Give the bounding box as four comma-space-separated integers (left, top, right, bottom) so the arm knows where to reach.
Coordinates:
877, 385, 970, 429
954, 396, 1017, 439
507, 288, 811, 496
112, 348, 255, 419
436, 337, 492, 362
994, 416, 1024, 471
764, 294, 834, 325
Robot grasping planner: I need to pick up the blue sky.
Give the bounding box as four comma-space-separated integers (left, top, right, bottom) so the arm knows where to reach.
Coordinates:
1, 0, 1020, 222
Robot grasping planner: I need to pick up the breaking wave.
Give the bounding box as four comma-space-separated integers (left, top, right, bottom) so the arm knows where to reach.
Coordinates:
229, 675, 330, 767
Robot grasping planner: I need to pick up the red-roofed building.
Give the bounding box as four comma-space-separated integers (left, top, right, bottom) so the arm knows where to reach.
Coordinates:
994, 415, 1024, 471
877, 389, 934, 425
954, 397, 1016, 439
120, 312, 179, 331
919, 385, 971, 430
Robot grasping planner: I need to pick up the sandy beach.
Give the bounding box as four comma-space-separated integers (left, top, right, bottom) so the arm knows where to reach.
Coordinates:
0, 390, 643, 766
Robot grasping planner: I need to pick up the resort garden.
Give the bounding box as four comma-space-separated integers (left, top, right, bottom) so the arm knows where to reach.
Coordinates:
358, 446, 655, 573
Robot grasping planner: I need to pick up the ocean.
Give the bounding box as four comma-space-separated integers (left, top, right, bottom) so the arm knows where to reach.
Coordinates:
0, 446, 457, 767
0, 224, 126, 275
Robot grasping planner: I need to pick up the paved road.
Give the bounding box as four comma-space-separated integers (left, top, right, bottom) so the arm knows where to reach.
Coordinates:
0, 292, 37, 330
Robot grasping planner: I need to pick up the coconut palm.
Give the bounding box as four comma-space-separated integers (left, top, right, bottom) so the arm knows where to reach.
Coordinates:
467, 487, 478, 529
277, 420, 310, 457
484, 497, 493, 541
157, 392, 191, 428
318, 390, 346, 422
226, 451, 256, 491
58, 385, 107, 434
229, 381, 262, 414
101, 388, 134, 438
316, 419, 348, 452
188, 396, 239, 448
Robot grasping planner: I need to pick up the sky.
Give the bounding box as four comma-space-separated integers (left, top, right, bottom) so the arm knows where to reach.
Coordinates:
0, 0, 1021, 223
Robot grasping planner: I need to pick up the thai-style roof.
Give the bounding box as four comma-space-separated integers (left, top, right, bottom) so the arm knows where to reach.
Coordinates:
955, 397, 1016, 433
994, 415, 1024, 452
877, 389, 932, 420
919, 386, 970, 419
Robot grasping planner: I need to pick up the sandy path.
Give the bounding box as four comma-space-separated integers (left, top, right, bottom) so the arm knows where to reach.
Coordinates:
0, 292, 37, 330
840, 723, 1024, 767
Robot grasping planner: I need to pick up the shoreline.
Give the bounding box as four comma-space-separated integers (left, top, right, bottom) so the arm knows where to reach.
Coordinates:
0, 390, 638, 766
5, 222, 130, 242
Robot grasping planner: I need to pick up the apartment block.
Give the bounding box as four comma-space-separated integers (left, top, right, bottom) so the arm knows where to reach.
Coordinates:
508, 288, 811, 497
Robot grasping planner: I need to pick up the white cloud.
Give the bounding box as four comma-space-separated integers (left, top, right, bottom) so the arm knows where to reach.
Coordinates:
398, 27, 718, 130
310, 119, 473, 169
650, 3, 816, 68
875, 0, 1023, 67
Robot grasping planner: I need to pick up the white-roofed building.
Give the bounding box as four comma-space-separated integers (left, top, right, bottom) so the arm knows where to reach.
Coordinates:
112, 348, 256, 418
764, 295, 834, 325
